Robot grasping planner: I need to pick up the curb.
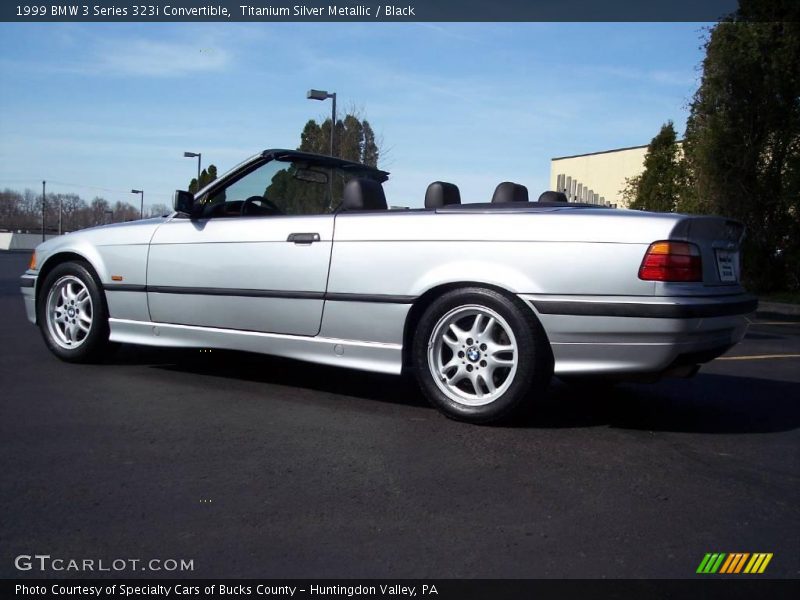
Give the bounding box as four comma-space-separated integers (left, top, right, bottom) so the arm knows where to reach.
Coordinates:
757, 301, 800, 318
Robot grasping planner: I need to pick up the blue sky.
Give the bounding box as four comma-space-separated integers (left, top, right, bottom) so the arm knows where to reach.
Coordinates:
0, 22, 709, 209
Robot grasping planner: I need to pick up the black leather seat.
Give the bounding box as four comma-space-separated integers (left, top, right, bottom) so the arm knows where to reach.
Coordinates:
491, 182, 529, 203
341, 178, 388, 211
537, 191, 569, 203
424, 181, 461, 208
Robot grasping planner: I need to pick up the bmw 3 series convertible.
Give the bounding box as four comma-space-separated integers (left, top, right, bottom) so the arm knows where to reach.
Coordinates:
20, 149, 757, 423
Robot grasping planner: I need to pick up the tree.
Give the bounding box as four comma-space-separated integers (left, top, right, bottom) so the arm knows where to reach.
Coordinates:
299, 109, 380, 167
683, 0, 800, 291
623, 121, 687, 212
147, 203, 170, 218
37, 193, 86, 233
188, 164, 218, 194
284, 108, 384, 210
0, 190, 152, 232
0, 189, 24, 229
113, 200, 140, 222
89, 197, 111, 226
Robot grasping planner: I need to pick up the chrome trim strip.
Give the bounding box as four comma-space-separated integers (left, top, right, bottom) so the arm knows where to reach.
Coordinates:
148, 285, 325, 300
104, 284, 416, 304
325, 292, 416, 304
532, 297, 758, 319
104, 283, 147, 292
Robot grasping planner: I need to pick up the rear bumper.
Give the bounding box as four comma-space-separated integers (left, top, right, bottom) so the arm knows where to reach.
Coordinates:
521, 293, 756, 378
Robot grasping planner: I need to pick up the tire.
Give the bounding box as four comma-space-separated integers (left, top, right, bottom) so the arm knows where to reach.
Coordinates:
37, 261, 112, 363
412, 287, 552, 423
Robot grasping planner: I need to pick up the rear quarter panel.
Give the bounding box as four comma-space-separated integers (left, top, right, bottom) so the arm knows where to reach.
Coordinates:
327, 210, 679, 297
321, 209, 680, 346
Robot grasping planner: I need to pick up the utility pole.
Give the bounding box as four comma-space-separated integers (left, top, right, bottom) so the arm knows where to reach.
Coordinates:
58, 195, 63, 235
330, 92, 336, 157
41, 180, 46, 242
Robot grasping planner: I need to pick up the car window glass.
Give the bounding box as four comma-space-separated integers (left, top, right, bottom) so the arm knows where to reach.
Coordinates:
198, 159, 373, 218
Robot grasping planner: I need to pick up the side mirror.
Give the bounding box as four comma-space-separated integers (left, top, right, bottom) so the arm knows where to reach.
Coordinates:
173, 190, 194, 214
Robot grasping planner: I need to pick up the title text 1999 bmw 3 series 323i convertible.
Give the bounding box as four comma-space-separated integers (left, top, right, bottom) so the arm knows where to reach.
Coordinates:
19, 149, 757, 423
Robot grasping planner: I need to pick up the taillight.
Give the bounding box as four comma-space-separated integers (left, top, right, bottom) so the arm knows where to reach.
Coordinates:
29, 252, 37, 270
639, 241, 702, 282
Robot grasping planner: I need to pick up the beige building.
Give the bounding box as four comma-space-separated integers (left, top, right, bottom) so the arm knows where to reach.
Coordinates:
550, 144, 650, 208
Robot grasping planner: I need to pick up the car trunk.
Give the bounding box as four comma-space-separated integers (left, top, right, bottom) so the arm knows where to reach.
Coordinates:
670, 215, 746, 287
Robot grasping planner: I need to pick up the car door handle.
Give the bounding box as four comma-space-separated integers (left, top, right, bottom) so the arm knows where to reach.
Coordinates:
287, 232, 321, 244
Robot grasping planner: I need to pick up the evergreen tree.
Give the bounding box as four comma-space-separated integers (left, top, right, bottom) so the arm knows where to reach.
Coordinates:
624, 121, 686, 213
298, 110, 380, 167
683, 0, 800, 291
188, 164, 219, 194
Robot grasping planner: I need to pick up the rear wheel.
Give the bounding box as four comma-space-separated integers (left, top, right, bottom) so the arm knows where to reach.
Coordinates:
37, 261, 112, 363
412, 287, 552, 423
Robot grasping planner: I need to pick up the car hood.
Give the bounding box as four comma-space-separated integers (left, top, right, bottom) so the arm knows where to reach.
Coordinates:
33, 216, 171, 264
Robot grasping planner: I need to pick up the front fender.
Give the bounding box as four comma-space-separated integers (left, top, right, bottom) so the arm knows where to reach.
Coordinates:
36, 237, 113, 284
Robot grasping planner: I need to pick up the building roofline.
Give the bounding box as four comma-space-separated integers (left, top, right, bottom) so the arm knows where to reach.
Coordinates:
551, 144, 650, 161
551, 140, 684, 161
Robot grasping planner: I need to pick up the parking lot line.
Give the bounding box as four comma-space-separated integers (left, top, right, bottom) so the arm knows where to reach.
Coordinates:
719, 354, 800, 361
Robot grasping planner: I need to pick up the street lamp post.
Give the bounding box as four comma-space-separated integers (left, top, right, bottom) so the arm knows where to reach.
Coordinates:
131, 189, 144, 219
41, 180, 46, 242
183, 151, 202, 190
306, 89, 337, 157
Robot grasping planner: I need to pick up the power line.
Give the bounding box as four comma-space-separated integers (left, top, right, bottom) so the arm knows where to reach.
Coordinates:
50, 180, 172, 200
0, 179, 173, 201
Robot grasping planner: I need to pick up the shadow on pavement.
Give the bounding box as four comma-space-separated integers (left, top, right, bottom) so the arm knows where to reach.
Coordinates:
111, 344, 430, 408
106, 344, 800, 435
539, 374, 800, 434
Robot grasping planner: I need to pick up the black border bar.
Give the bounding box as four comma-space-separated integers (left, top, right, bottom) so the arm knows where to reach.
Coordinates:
3, 579, 799, 600
1, 0, 743, 23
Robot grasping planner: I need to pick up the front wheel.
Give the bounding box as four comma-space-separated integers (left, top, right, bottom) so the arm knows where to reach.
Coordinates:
37, 261, 112, 363
412, 287, 552, 423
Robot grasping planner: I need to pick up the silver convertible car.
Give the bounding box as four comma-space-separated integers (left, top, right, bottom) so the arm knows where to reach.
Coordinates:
20, 149, 756, 423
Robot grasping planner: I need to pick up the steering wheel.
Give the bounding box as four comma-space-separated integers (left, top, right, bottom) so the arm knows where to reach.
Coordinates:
241, 195, 282, 216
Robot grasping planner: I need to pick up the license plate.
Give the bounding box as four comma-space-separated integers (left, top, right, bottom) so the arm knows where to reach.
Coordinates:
716, 249, 738, 282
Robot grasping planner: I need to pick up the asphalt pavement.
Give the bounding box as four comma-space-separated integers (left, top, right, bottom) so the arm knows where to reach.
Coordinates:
1, 250, 798, 578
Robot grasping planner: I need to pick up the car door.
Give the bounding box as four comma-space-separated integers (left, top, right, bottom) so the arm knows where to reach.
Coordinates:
146, 157, 333, 336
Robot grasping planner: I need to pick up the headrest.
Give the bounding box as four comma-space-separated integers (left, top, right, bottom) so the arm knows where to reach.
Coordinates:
424, 181, 461, 208
342, 178, 388, 211
537, 191, 569, 203
491, 182, 529, 203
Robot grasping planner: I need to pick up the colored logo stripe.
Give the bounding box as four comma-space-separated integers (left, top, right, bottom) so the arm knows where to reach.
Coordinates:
697, 552, 773, 574
744, 553, 773, 574
697, 553, 726, 573
719, 553, 749, 573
